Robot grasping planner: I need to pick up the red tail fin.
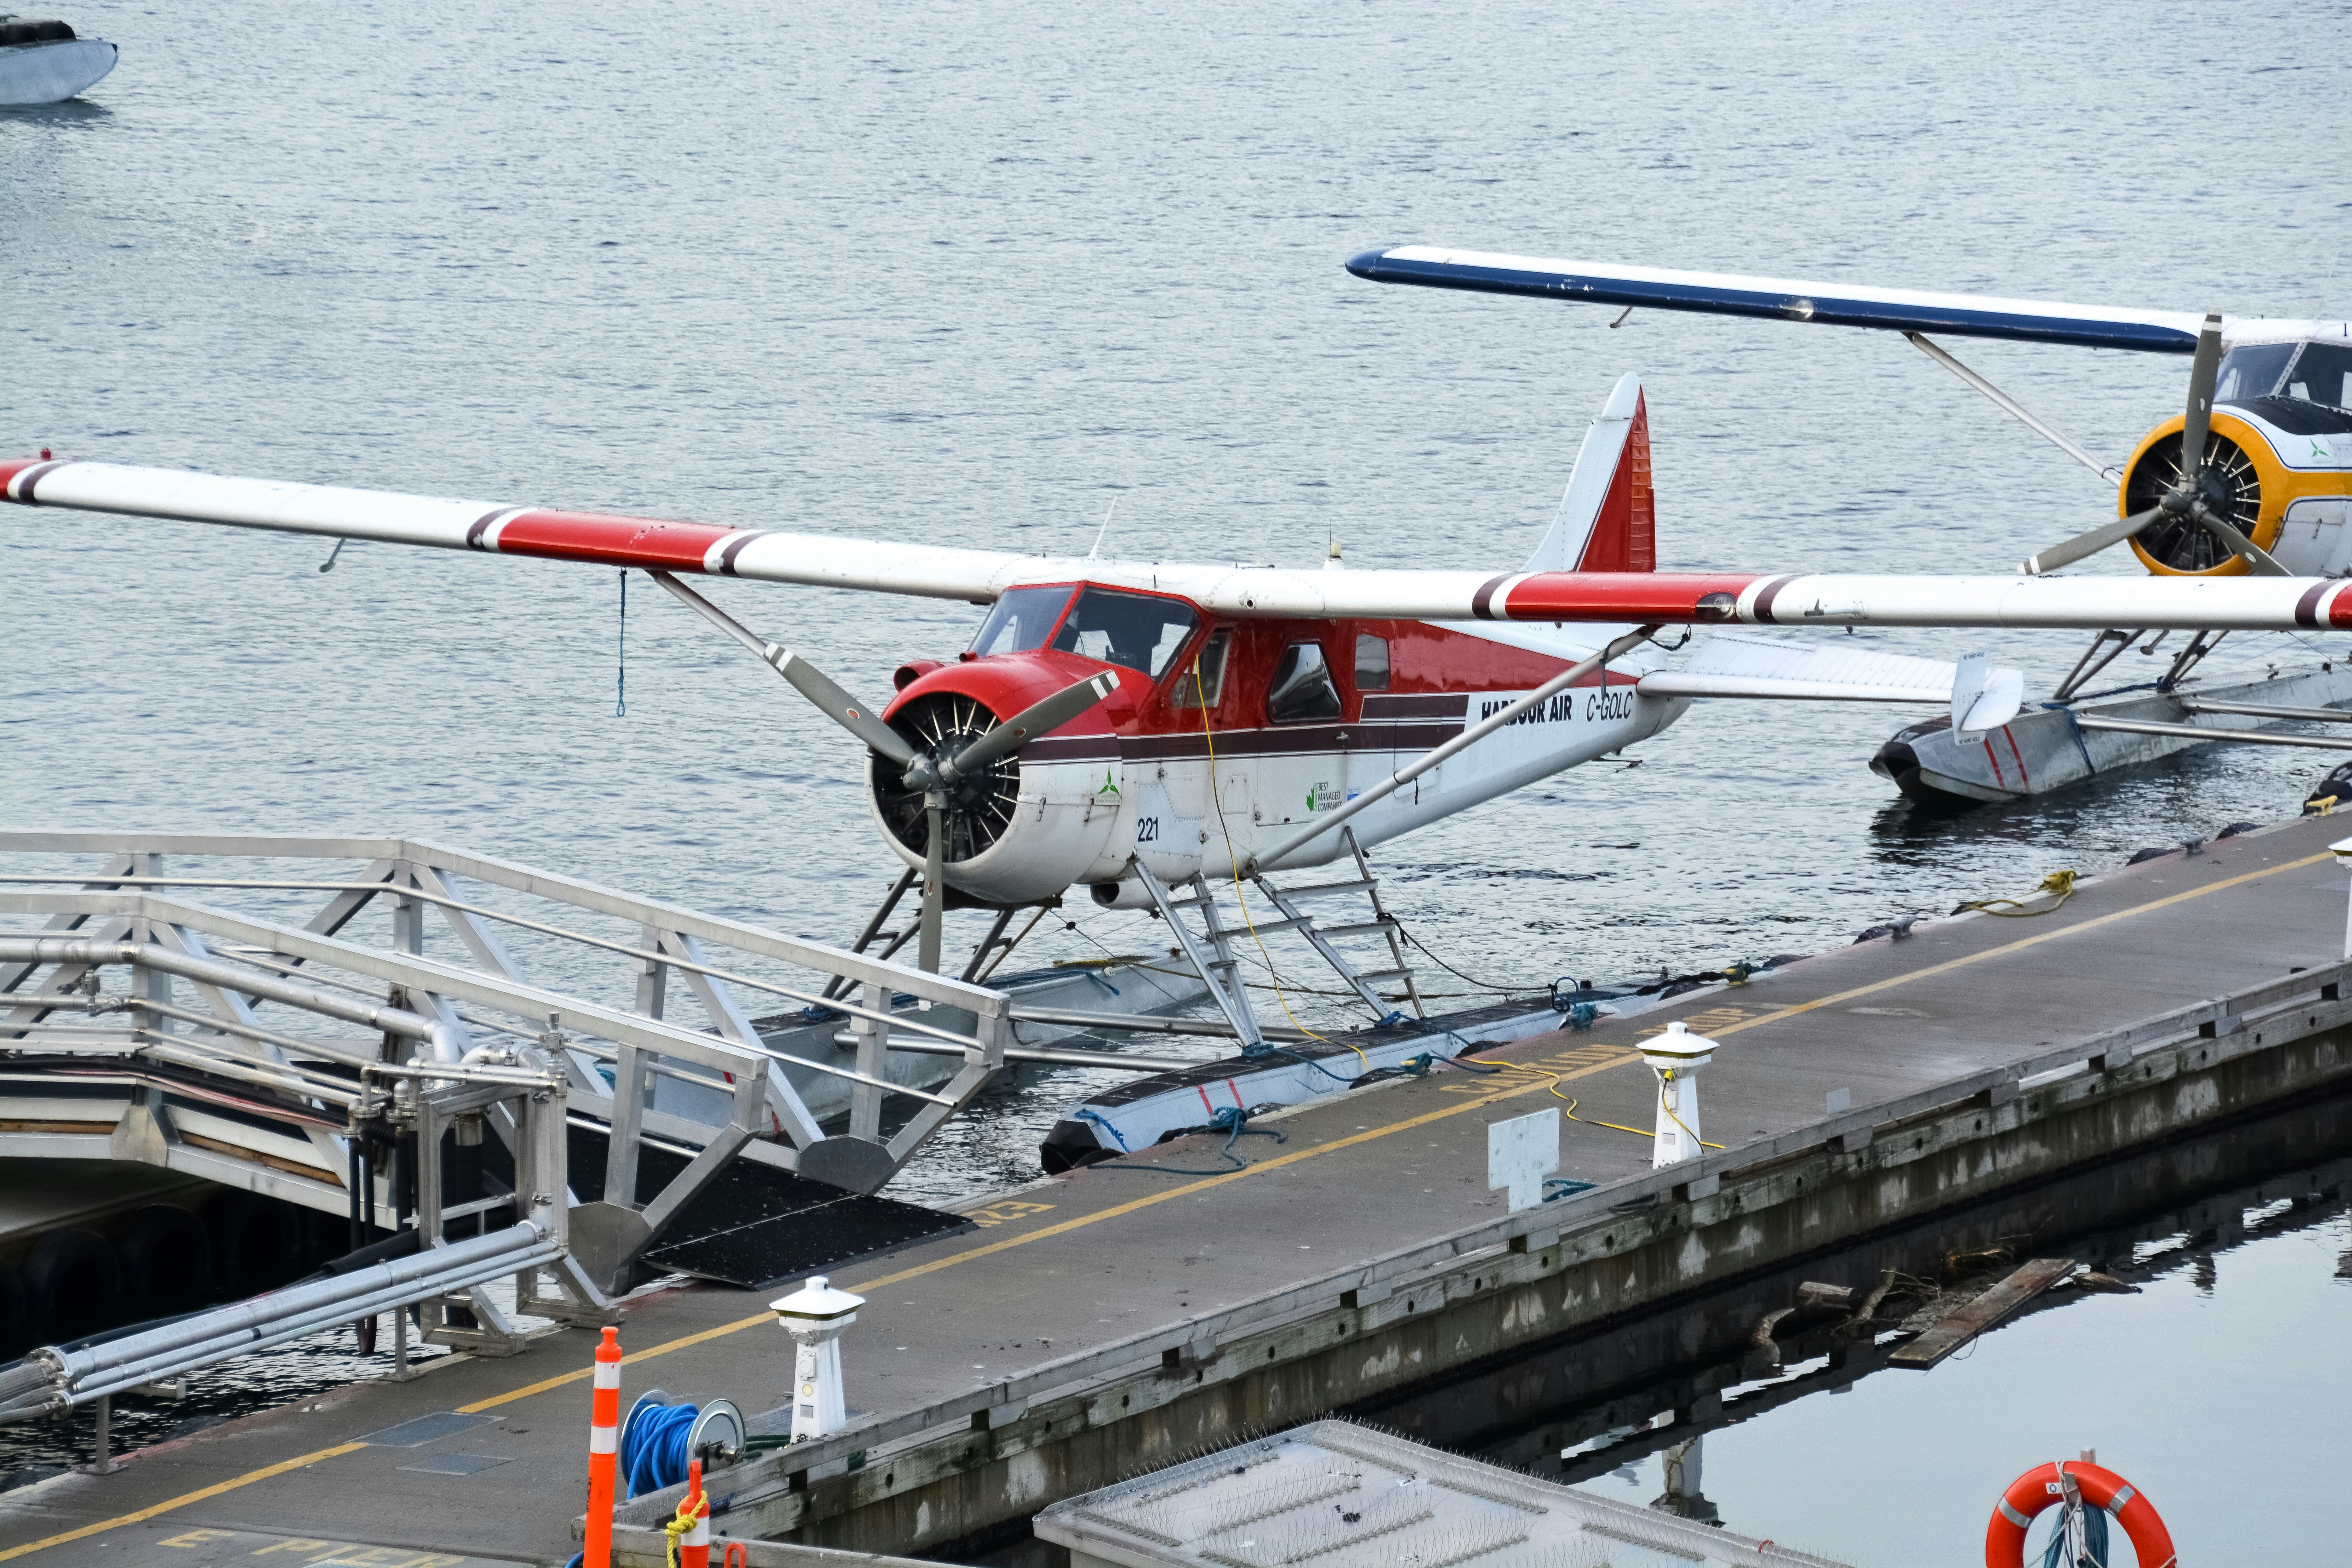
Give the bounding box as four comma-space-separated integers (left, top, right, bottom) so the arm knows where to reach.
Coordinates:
1575, 390, 1653, 573
1524, 374, 1655, 575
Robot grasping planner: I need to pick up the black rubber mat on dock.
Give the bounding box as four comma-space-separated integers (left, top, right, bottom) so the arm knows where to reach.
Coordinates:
564, 1125, 973, 1290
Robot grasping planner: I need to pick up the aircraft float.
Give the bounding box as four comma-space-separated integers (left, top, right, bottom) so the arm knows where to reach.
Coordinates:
9, 250, 2352, 976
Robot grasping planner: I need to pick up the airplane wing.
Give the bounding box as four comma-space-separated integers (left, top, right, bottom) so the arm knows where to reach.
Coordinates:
9, 454, 2351, 633
0, 457, 1033, 604
1343, 246, 2242, 353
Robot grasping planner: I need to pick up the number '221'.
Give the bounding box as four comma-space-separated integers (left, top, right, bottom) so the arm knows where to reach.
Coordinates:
1136, 817, 1160, 843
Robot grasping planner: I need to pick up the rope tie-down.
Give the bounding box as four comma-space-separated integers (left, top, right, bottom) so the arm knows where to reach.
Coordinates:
1958, 869, 2078, 918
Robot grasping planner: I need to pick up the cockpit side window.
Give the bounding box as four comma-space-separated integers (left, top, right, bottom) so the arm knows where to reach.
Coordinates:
971, 586, 1077, 656
2214, 342, 2297, 404
1267, 642, 1342, 724
1051, 588, 1200, 678
1173, 627, 1232, 708
2285, 343, 2352, 410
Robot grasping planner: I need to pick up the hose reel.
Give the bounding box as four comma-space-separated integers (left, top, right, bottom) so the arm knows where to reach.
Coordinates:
621, 1389, 748, 1495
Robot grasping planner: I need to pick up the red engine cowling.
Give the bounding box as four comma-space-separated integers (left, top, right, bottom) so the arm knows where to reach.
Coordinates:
866, 653, 1133, 904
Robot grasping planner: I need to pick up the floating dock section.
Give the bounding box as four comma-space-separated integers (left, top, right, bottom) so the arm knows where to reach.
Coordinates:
5, 815, 2351, 1566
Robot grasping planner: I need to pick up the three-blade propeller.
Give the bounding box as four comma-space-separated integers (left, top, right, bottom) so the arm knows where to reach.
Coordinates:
2019, 314, 2285, 576
651, 572, 1117, 971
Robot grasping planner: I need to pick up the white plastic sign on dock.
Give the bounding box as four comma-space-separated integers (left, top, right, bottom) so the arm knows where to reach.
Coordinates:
1486, 1108, 1559, 1212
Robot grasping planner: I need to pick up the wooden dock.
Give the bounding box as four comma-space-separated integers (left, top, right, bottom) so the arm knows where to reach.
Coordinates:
6, 811, 2350, 1567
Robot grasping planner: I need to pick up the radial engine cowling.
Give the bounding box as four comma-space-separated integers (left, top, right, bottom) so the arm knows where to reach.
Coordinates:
2122, 418, 2261, 575
865, 656, 1129, 906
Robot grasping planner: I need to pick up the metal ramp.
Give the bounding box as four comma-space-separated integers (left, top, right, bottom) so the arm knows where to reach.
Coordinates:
0, 834, 1014, 1303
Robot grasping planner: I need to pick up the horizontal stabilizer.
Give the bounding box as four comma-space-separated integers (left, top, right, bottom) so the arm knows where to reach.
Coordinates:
1639, 633, 2024, 728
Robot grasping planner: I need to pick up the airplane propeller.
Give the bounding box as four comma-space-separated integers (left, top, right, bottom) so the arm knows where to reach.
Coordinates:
2020, 314, 2287, 576
650, 571, 1116, 972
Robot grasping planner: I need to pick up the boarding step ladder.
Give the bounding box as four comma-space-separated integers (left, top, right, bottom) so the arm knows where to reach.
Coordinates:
1131, 831, 1423, 1054
1252, 828, 1425, 1022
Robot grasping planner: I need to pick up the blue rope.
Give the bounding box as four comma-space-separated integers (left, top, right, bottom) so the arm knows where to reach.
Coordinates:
1093, 1105, 1285, 1175
1075, 1107, 1132, 1152
2031, 1495, 2109, 1568
615, 570, 628, 718
621, 1400, 697, 1499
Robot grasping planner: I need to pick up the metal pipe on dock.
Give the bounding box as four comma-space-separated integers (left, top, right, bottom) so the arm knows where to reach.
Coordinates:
0, 1220, 559, 1418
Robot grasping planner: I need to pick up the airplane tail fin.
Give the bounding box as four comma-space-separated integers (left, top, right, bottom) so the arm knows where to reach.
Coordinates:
1524, 372, 1654, 574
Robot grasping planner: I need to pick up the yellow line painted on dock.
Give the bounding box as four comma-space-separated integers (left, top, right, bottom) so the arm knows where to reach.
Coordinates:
0, 1442, 367, 1561
14, 845, 2323, 1555
1695, 851, 2331, 1042
0, 1057, 1600, 1561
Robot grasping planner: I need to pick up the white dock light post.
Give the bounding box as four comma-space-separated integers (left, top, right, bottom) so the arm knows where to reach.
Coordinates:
1641, 1021, 1717, 1168
2333, 836, 2352, 962
770, 1274, 864, 1443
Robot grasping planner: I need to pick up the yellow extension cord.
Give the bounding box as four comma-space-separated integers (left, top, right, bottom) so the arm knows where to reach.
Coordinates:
1192, 662, 1371, 1071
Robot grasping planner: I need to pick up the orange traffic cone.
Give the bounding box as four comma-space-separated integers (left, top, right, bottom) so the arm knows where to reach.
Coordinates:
585, 1326, 622, 1568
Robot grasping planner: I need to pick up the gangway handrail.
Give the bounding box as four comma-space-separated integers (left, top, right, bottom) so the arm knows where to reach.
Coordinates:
0, 873, 991, 1053
0, 924, 959, 1107
0, 831, 1009, 1020
3, 895, 782, 1081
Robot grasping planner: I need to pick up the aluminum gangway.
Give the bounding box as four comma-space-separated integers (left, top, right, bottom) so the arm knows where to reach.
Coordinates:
0, 833, 1017, 1325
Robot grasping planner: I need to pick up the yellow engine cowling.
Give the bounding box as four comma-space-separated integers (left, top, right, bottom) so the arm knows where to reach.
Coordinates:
2124, 407, 2352, 577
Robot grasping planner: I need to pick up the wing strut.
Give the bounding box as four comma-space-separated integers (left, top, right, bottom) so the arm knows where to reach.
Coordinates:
1904, 332, 2120, 485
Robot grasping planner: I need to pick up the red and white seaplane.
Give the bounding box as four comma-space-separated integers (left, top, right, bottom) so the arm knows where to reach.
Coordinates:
9, 254, 2352, 984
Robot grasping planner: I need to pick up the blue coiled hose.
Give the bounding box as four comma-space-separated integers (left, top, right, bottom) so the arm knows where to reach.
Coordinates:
621, 1399, 699, 1499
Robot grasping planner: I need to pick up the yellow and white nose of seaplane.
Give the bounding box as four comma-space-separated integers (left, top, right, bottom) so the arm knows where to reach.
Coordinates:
2119, 327, 2352, 577
1345, 248, 2352, 581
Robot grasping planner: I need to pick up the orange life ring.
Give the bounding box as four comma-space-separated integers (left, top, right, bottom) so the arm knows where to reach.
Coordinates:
1985, 1461, 2177, 1568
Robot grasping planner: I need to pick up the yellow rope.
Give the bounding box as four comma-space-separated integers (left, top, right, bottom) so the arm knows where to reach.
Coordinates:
662, 1488, 709, 1568
1192, 660, 1370, 1071
1958, 869, 2079, 918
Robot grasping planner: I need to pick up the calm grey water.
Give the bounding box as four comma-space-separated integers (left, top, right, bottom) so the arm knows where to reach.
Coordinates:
1555, 1157, 2352, 1567
3, 0, 2349, 1521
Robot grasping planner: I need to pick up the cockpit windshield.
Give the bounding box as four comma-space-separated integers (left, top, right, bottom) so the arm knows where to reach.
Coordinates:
969, 586, 1076, 655
2285, 343, 2352, 410
1050, 588, 1200, 679
2214, 343, 2297, 404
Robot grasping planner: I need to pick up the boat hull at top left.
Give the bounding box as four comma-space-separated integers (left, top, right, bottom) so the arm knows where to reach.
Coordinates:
0, 16, 116, 104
